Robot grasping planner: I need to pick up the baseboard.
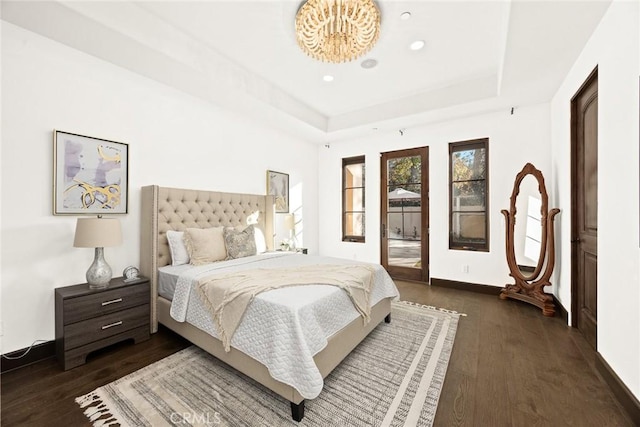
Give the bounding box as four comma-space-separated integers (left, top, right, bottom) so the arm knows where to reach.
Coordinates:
1, 340, 56, 374
430, 277, 501, 295
552, 295, 569, 324
595, 353, 640, 424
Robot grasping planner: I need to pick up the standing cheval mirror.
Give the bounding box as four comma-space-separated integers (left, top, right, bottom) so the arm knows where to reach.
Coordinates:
500, 163, 560, 316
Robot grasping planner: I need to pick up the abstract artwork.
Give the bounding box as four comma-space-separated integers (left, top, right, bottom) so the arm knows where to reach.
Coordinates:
53, 130, 128, 215
266, 170, 289, 213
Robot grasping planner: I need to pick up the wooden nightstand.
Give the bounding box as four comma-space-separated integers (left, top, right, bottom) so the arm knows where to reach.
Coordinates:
55, 277, 150, 370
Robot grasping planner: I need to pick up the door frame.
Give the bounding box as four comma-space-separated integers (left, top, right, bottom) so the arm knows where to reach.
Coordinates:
380, 147, 429, 283
570, 66, 598, 330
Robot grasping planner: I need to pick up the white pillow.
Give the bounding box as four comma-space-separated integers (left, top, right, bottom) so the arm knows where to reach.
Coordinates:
166, 230, 189, 266
184, 227, 226, 265
254, 227, 267, 254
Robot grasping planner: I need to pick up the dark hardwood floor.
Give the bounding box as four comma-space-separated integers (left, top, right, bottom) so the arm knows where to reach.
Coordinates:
398, 281, 633, 427
1, 282, 634, 426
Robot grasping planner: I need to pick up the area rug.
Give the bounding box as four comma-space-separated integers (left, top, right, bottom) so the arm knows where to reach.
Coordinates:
76, 301, 462, 426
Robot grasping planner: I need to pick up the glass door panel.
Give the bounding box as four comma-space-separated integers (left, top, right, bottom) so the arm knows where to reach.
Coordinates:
381, 148, 429, 282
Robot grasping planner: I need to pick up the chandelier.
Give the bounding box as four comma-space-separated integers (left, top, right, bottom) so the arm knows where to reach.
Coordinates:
295, 0, 381, 63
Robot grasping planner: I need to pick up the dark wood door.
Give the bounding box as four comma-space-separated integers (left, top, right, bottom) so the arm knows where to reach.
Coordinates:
571, 68, 598, 349
380, 147, 429, 282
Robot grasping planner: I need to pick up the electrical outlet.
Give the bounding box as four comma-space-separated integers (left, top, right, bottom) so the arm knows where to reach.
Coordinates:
463, 265, 470, 274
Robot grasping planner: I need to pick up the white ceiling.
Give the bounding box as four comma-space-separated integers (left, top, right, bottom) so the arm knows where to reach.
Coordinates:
1, 1, 611, 143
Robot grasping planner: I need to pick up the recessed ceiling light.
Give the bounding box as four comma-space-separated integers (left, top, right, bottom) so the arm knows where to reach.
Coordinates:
361, 58, 378, 69
323, 75, 334, 82
400, 12, 412, 20
410, 40, 425, 51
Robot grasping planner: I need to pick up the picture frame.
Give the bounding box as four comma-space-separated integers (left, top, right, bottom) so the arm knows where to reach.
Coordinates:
266, 170, 289, 213
53, 130, 129, 215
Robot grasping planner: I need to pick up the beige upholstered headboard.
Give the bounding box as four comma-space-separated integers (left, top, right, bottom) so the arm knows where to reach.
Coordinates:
140, 185, 275, 332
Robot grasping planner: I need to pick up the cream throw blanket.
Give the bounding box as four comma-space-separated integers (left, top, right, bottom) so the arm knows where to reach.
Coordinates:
195, 264, 376, 351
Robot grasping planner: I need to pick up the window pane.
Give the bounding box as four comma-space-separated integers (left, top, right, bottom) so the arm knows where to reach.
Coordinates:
345, 213, 364, 237
388, 240, 421, 269
388, 184, 421, 210
452, 147, 486, 181
345, 163, 364, 187
387, 212, 421, 239
452, 181, 486, 209
451, 212, 486, 244
345, 188, 364, 211
388, 156, 421, 187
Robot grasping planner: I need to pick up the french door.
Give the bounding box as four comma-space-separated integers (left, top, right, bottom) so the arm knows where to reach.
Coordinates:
380, 147, 429, 282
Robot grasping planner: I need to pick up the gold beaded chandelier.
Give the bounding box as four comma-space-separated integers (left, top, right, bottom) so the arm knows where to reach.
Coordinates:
295, 0, 381, 63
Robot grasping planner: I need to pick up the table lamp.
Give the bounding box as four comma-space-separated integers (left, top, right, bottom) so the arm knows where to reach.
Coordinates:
74, 216, 122, 288
284, 213, 296, 251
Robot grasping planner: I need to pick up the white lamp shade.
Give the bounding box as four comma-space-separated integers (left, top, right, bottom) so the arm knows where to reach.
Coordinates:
74, 217, 122, 248
284, 214, 295, 231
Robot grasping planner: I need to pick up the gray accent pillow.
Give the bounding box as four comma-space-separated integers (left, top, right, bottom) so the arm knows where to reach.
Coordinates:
223, 225, 257, 259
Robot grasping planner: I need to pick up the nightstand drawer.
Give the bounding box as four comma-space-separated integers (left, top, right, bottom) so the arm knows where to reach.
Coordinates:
63, 282, 150, 325
63, 304, 149, 350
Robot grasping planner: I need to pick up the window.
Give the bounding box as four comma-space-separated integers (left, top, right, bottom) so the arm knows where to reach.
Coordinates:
449, 138, 489, 251
343, 156, 365, 242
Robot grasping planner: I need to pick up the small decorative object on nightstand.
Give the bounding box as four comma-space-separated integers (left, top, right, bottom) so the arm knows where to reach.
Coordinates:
123, 266, 140, 283
296, 248, 308, 254
55, 276, 150, 370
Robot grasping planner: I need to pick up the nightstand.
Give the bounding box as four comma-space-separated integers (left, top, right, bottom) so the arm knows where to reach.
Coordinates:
55, 277, 150, 370
275, 248, 308, 254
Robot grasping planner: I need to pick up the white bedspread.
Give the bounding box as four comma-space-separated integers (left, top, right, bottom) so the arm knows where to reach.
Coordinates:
168, 252, 399, 399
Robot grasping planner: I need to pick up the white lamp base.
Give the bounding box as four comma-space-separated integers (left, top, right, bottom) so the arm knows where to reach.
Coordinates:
288, 230, 297, 251
87, 247, 112, 289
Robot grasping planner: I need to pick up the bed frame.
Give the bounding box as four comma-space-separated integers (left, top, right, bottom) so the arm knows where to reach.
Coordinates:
140, 185, 391, 421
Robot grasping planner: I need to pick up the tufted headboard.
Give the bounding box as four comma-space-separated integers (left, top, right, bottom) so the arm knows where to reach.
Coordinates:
140, 185, 275, 332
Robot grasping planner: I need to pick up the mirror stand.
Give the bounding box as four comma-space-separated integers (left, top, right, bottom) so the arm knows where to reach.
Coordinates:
500, 163, 560, 317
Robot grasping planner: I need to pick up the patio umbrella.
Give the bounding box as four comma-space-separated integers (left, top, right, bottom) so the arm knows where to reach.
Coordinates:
388, 188, 421, 199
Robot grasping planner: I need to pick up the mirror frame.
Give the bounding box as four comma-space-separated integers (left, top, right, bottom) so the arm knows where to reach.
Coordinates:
508, 165, 548, 281
500, 163, 560, 316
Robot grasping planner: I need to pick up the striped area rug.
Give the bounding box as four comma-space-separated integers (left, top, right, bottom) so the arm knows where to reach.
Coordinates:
76, 301, 461, 426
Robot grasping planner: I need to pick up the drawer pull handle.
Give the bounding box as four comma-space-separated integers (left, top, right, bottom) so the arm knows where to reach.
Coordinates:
101, 321, 123, 330
101, 298, 123, 306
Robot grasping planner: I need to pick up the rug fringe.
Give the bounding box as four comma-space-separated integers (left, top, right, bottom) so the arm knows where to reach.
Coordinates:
396, 300, 467, 317
75, 391, 124, 427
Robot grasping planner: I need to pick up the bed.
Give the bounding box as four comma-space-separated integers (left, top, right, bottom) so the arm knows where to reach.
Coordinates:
140, 185, 398, 421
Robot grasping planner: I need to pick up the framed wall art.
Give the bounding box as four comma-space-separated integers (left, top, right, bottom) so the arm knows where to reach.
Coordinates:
53, 130, 129, 215
266, 170, 289, 213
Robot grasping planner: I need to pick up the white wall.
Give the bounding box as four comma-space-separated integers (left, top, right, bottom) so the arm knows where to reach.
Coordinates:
318, 103, 551, 288
0, 23, 319, 353
550, 0, 639, 399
